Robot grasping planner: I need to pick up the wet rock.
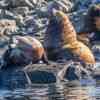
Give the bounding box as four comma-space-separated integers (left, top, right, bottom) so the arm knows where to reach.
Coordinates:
0, 69, 56, 89
64, 66, 80, 81
0, 61, 99, 89
0, 9, 15, 19
29, 71, 56, 83
0, 69, 28, 89
0, 64, 58, 89
57, 62, 94, 81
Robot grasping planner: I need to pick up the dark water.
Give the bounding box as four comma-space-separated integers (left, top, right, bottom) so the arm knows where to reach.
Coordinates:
0, 79, 99, 100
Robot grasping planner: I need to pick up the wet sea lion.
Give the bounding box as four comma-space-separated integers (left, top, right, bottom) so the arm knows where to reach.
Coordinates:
3, 35, 49, 66
50, 10, 95, 64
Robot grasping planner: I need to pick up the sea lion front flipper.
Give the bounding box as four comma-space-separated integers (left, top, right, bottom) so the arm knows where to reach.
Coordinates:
42, 51, 51, 65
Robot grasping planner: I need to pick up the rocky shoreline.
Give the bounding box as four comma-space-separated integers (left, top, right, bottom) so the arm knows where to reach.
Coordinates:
0, 0, 97, 47
0, 0, 99, 88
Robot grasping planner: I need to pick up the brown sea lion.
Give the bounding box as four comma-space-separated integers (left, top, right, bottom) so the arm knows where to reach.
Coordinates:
52, 10, 95, 64
3, 35, 49, 66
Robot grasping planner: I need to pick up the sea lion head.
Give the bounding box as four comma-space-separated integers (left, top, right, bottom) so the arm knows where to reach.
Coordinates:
52, 9, 67, 23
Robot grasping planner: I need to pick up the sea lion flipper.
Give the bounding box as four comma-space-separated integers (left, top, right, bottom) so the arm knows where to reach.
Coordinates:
42, 52, 51, 65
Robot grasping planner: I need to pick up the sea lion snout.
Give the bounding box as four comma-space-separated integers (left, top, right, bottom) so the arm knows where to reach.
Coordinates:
52, 9, 64, 22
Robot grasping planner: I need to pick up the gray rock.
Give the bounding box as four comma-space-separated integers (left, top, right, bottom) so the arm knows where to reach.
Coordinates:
73, 0, 98, 11
0, 19, 17, 36
0, 9, 15, 19
69, 9, 88, 33
0, 0, 47, 8
47, 0, 74, 14
11, 7, 29, 16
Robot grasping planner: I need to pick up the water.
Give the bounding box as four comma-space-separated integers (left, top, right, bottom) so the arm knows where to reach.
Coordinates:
0, 80, 99, 100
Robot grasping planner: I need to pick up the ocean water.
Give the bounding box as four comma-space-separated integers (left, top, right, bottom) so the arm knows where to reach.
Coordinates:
0, 79, 99, 100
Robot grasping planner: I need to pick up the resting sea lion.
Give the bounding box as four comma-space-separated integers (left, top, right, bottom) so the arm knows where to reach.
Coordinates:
3, 35, 49, 66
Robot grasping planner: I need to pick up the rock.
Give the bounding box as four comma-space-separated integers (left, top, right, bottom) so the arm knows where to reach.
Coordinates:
0, 61, 99, 88
47, 0, 74, 13
0, 0, 9, 8
24, 16, 40, 34
11, 7, 29, 16
0, 0, 47, 8
24, 16, 48, 36
73, 0, 98, 11
0, 19, 17, 36
0, 63, 57, 89
69, 9, 88, 33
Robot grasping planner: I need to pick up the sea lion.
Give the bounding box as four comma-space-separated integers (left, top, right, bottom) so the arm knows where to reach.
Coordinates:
44, 14, 75, 61
3, 35, 49, 66
51, 10, 95, 64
